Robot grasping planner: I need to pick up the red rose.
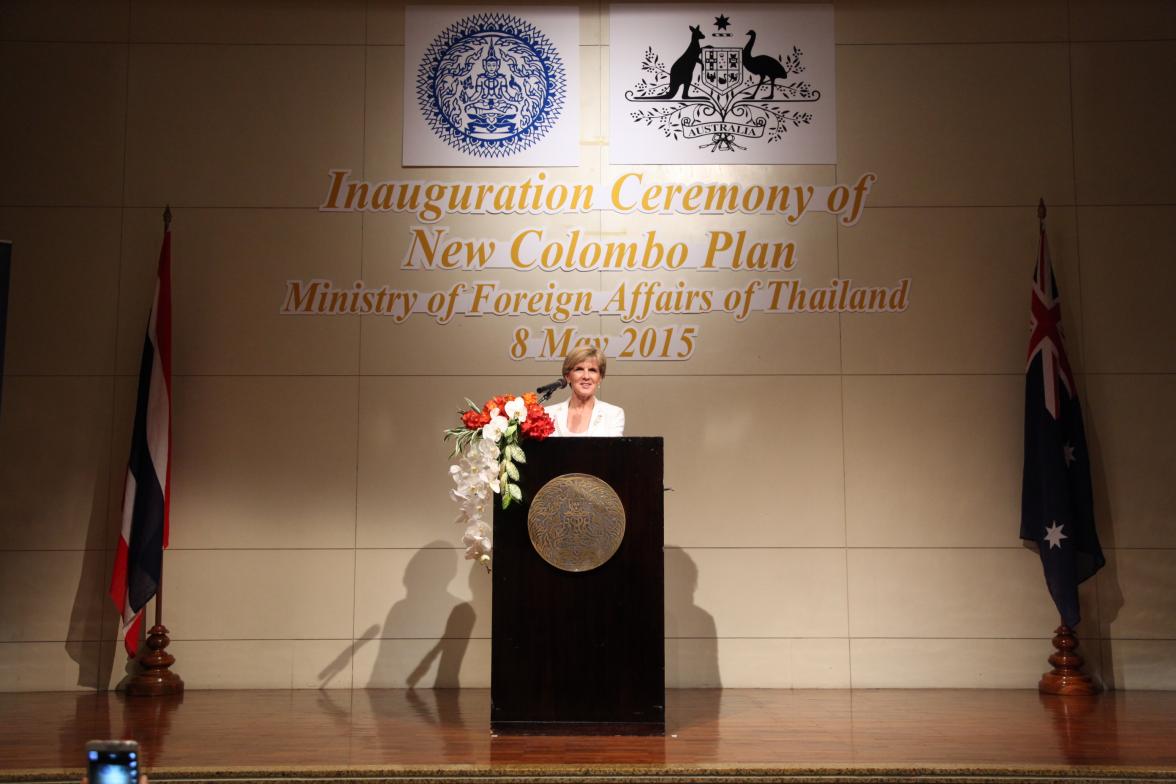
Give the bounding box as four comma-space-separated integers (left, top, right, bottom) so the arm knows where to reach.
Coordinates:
484, 395, 511, 417
462, 409, 490, 430
521, 407, 554, 440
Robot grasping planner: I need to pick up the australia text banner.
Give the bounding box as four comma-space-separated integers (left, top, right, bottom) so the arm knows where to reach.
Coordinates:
404, 6, 580, 167
609, 3, 835, 165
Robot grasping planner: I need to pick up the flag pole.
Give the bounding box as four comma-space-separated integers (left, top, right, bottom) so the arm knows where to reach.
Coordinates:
126, 205, 183, 697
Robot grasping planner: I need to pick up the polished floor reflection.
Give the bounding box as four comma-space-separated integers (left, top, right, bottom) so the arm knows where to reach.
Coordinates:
1, 689, 1175, 776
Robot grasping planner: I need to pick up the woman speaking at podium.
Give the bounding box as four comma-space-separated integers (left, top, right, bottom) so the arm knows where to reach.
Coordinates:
544, 346, 625, 437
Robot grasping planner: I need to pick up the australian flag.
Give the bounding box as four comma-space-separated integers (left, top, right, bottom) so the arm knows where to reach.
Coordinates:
1020, 228, 1104, 629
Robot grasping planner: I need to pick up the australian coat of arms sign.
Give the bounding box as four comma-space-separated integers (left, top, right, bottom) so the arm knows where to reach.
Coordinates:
609, 4, 835, 164
404, 6, 580, 167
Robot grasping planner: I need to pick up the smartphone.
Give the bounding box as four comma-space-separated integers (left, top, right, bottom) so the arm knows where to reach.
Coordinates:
85, 740, 140, 784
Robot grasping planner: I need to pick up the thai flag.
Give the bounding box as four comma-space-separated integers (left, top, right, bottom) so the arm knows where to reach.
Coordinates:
109, 231, 172, 657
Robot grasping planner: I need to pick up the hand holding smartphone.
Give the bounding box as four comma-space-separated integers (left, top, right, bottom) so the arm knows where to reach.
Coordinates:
85, 740, 140, 784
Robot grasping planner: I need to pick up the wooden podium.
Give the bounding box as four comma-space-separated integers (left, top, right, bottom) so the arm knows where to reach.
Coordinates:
491, 437, 665, 734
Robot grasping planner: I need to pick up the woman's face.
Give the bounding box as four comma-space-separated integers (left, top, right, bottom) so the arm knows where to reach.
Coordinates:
565, 359, 602, 400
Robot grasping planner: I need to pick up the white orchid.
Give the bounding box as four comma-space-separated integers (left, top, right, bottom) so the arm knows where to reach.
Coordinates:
447, 435, 504, 566
444, 393, 556, 569
482, 414, 509, 442
503, 397, 528, 422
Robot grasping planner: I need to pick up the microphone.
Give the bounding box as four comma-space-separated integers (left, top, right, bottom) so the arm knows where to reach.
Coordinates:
535, 378, 567, 402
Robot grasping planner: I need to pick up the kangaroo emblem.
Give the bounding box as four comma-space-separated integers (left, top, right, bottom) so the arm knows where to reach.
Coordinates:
661, 25, 705, 99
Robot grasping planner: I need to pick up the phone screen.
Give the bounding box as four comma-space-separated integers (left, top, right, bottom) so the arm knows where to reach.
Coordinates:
87, 747, 139, 784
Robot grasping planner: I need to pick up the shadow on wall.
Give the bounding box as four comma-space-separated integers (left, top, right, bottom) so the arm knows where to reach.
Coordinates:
1084, 403, 1124, 689
364, 541, 485, 688
65, 464, 118, 690
664, 547, 721, 728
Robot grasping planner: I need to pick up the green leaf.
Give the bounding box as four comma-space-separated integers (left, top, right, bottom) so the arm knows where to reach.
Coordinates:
505, 424, 517, 438
505, 461, 519, 481
507, 483, 523, 501
508, 444, 527, 463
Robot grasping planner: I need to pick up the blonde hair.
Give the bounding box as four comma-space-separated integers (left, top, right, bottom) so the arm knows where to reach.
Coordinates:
561, 346, 607, 379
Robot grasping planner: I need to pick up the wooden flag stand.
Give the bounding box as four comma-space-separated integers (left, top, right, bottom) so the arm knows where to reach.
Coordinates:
126, 587, 184, 696
1039, 624, 1099, 695
126, 205, 183, 698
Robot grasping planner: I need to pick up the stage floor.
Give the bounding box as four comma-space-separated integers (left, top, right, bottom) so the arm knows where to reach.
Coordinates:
1, 689, 1175, 783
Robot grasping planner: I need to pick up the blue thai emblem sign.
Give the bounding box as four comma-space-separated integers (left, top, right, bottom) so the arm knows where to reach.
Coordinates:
609, 4, 836, 164
405, 7, 580, 166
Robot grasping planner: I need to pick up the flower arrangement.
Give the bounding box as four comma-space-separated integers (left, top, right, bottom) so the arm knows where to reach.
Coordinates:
444, 392, 555, 566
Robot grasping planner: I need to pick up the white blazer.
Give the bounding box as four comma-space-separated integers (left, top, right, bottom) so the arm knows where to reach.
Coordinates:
544, 399, 625, 437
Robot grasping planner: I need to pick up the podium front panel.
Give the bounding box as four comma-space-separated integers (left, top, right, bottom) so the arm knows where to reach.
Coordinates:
491, 436, 664, 731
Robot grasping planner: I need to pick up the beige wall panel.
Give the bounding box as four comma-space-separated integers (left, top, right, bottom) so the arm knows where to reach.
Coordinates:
1069, 0, 1176, 42
681, 548, 848, 638
664, 638, 721, 688
0, 43, 127, 207
364, 45, 405, 179
353, 548, 490, 640
849, 637, 1100, 689
129, 0, 365, 44
356, 637, 490, 688
365, 45, 603, 181
847, 548, 1098, 638
622, 377, 844, 547
843, 375, 1022, 548
1085, 375, 1176, 549
367, 2, 602, 47
0, 377, 113, 551
835, 0, 1065, 44
366, 3, 405, 46
165, 639, 355, 689
165, 549, 354, 639
840, 207, 1082, 374
117, 208, 363, 376
0, 551, 107, 642
1072, 42, 1176, 206
667, 638, 850, 688
113, 209, 166, 376
837, 44, 1073, 208
170, 376, 358, 550
357, 375, 528, 549
1100, 640, 1176, 691
1097, 549, 1176, 640
581, 42, 603, 139
0, 642, 103, 692
0, 1, 128, 42
1078, 207, 1176, 374
0, 208, 121, 375
124, 45, 364, 208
